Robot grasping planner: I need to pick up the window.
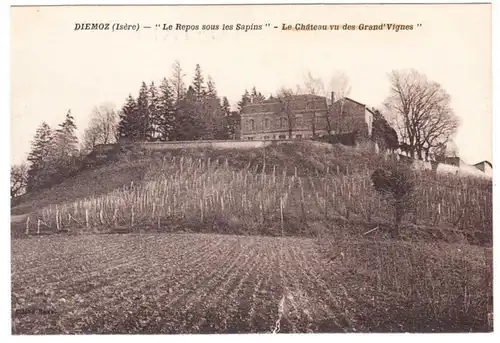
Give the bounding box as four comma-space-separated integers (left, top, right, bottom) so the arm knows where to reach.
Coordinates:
247, 136, 254, 140
278, 135, 287, 140
295, 134, 303, 139
264, 118, 270, 129
264, 136, 270, 140
249, 119, 255, 131
280, 117, 287, 128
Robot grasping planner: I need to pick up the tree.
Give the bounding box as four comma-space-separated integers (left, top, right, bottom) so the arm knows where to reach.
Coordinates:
300, 72, 326, 136
26, 122, 53, 192
302, 71, 325, 96
277, 87, 302, 139
174, 86, 203, 141
54, 110, 79, 156
51, 110, 80, 179
433, 140, 459, 162
237, 89, 251, 113
170, 60, 186, 102
371, 109, 399, 151
136, 81, 150, 140
196, 74, 224, 139
215, 96, 232, 140
192, 64, 205, 100
371, 162, 414, 238
300, 70, 351, 134
250, 86, 265, 103
81, 103, 118, 153
206, 76, 218, 99
117, 95, 139, 141
221, 96, 231, 117
158, 78, 176, 141
227, 111, 241, 140
328, 72, 352, 134
328, 71, 352, 102
148, 82, 162, 140
384, 69, 460, 160
11, 163, 28, 197
220, 96, 239, 140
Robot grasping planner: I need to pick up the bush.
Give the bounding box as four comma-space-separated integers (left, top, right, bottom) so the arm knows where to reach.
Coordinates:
371, 161, 414, 237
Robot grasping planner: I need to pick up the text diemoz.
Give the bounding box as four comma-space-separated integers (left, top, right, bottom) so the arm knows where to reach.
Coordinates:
74, 22, 139, 31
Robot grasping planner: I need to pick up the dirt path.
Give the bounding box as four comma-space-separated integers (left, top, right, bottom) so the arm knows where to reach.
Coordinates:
11, 233, 349, 334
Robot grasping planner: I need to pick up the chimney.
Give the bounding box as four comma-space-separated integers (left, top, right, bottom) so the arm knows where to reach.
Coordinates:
331, 91, 335, 103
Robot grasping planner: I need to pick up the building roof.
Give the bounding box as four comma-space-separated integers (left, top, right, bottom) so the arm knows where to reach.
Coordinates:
331, 97, 367, 108
242, 93, 328, 114
474, 160, 493, 168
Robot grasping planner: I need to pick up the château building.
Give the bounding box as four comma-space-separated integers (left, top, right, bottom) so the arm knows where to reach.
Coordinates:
241, 92, 375, 141
240, 94, 330, 140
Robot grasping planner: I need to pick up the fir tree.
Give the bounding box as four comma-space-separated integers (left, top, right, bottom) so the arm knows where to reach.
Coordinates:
51, 110, 80, 179
250, 86, 265, 103
221, 97, 231, 117
192, 64, 205, 100
148, 82, 162, 140
216, 97, 232, 140
26, 122, 53, 192
206, 76, 217, 99
158, 78, 176, 141
174, 86, 203, 141
237, 89, 251, 113
117, 95, 139, 141
54, 110, 79, 154
202, 97, 224, 140
137, 82, 150, 140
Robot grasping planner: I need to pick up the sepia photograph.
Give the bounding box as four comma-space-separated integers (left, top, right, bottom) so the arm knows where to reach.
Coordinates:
9, 1, 494, 336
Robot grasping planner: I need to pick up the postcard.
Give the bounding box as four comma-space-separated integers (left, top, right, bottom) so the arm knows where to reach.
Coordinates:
10, 2, 493, 335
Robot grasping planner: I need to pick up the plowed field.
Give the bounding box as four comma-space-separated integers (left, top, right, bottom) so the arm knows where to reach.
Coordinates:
11, 233, 352, 334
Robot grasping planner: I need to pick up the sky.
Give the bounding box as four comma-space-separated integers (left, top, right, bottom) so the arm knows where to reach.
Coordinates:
10, 3, 492, 165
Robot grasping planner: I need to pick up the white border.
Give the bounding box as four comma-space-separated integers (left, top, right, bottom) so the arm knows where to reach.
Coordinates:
2, 1, 497, 342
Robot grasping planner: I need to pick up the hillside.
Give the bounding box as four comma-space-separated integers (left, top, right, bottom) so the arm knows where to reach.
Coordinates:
11, 141, 376, 216
12, 141, 492, 245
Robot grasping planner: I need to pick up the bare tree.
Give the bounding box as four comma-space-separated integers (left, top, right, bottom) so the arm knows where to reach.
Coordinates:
11, 163, 28, 198
170, 59, 187, 102
300, 71, 351, 134
81, 103, 118, 154
300, 72, 326, 137
433, 139, 459, 162
384, 69, 460, 161
276, 87, 299, 139
328, 72, 352, 134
